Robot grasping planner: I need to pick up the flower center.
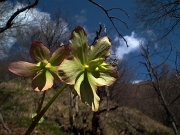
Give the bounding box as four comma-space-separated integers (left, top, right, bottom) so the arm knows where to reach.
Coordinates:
45, 63, 52, 69
36, 60, 52, 69
84, 64, 89, 69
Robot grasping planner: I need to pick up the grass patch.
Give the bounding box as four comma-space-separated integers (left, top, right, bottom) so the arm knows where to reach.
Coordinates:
0, 117, 69, 135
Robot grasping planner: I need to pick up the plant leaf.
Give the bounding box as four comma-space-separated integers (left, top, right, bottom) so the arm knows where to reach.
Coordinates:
84, 73, 100, 111
74, 72, 100, 111
88, 58, 104, 71
32, 113, 44, 123
32, 70, 54, 91
50, 44, 70, 66
49, 66, 61, 81
70, 26, 88, 64
58, 56, 84, 84
89, 69, 118, 87
8, 61, 40, 76
71, 86, 78, 98
30, 41, 51, 62
88, 37, 111, 61
74, 73, 84, 96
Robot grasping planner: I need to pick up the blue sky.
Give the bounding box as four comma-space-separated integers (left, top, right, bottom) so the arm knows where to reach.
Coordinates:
0, 0, 149, 82
1, 0, 143, 61
37, 0, 134, 35
35, 0, 144, 60
2, 0, 178, 82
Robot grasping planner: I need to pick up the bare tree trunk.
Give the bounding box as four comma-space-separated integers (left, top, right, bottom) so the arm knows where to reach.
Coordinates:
105, 86, 109, 117
141, 45, 179, 135
157, 88, 178, 135
69, 86, 75, 130
74, 96, 79, 116
69, 86, 80, 134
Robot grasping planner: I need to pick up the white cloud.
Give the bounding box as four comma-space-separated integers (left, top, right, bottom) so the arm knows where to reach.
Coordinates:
0, 2, 51, 57
0, 1, 69, 58
154, 43, 158, 49
0, 2, 51, 27
131, 80, 143, 84
74, 10, 87, 24
114, 32, 145, 59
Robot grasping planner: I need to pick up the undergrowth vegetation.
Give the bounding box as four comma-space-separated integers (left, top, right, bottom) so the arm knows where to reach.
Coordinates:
0, 79, 175, 135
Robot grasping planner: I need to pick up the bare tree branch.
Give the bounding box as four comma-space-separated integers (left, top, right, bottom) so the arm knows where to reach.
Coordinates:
88, 0, 129, 47
92, 23, 103, 44
134, 0, 180, 40
0, 0, 6, 2
140, 44, 179, 135
0, 113, 12, 135
0, 0, 39, 33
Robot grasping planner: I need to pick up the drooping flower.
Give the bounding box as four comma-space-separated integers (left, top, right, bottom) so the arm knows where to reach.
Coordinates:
58, 26, 118, 111
8, 41, 70, 91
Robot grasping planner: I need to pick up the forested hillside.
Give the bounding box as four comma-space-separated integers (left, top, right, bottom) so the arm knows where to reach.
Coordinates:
0, 80, 175, 135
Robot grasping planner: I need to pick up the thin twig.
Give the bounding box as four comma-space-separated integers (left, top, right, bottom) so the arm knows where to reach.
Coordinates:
88, 0, 129, 47
0, 113, 12, 135
92, 24, 103, 44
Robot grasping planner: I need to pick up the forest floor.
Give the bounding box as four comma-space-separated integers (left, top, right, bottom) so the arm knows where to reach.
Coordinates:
0, 79, 175, 135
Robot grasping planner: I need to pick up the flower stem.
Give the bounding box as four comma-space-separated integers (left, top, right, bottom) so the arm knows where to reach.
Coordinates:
24, 84, 67, 135
37, 91, 46, 114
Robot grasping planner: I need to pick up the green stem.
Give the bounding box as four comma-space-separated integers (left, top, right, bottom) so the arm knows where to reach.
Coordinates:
37, 91, 46, 114
24, 84, 67, 135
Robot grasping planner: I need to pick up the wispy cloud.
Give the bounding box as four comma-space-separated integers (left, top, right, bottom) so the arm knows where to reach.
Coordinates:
74, 10, 87, 24
0, 2, 51, 28
114, 32, 145, 59
0, 1, 68, 58
131, 80, 143, 84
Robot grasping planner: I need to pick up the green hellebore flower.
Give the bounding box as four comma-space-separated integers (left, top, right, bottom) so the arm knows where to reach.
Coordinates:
8, 41, 70, 91
58, 26, 118, 111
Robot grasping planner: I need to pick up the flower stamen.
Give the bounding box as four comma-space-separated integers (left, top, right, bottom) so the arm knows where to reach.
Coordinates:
84, 64, 89, 69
